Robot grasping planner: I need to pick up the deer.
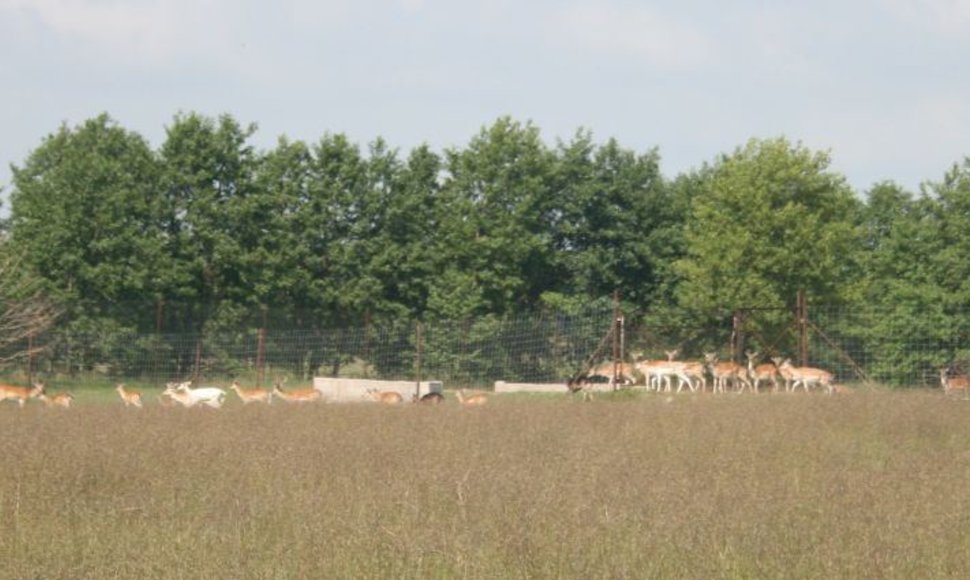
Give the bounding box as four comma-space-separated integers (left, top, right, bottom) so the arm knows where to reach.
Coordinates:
38, 390, 74, 408
413, 391, 445, 405
0, 382, 45, 408
704, 353, 753, 394
455, 389, 488, 406
775, 359, 835, 395
677, 360, 708, 393
583, 361, 639, 388
230, 381, 271, 404
271, 381, 322, 403
637, 350, 691, 392
746, 351, 780, 394
163, 381, 226, 409
366, 389, 403, 404
940, 367, 970, 396
116, 384, 143, 408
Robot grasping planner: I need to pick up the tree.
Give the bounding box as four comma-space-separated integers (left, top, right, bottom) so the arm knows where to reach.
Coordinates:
548, 131, 681, 313
852, 162, 970, 383
7, 113, 163, 330
675, 137, 861, 313
432, 117, 558, 318
156, 112, 259, 332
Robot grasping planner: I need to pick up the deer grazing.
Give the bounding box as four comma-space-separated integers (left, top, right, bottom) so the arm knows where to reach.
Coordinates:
413, 391, 445, 405
271, 381, 322, 403
365, 389, 403, 404
704, 353, 753, 394
940, 367, 970, 396
116, 384, 143, 408
0, 382, 45, 408
455, 389, 488, 406
230, 381, 271, 404
163, 381, 226, 409
775, 359, 835, 395
745, 351, 780, 394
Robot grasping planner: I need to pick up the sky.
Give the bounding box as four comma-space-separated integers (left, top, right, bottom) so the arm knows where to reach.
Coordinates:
2, 0, 969, 206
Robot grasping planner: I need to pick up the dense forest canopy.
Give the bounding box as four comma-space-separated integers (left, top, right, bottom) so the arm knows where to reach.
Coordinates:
4, 112, 970, 344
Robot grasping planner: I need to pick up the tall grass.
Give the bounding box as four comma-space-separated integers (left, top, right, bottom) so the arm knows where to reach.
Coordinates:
2, 392, 969, 578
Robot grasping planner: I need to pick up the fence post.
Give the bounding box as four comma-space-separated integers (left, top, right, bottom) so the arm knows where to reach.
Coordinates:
732, 309, 745, 362
797, 290, 808, 366
27, 332, 34, 385
415, 322, 423, 399
256, 305, 267, 385
194, 337, 203, 381
612, 290, 622, 390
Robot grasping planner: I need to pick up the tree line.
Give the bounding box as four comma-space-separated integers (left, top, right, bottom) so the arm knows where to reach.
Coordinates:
2, 112, 969, 379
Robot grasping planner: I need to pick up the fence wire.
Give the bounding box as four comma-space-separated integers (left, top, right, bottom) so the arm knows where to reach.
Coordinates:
2, 304, 968, 389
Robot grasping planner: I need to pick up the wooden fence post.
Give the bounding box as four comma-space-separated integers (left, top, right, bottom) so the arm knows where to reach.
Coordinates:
415, 322, 423, 400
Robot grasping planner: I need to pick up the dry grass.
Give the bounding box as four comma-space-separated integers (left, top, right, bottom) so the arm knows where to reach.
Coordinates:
2, 391, 969, 579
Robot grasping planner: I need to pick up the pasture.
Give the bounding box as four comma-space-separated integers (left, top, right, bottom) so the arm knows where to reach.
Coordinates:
2, 389, 969, 578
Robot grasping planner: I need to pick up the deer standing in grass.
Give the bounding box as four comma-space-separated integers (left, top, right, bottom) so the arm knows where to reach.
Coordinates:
455, 389, 487, 406
704, 353, 752, 394
0, 382, 44, 408
366, 389, 403, 404
230, 381, 271, 404
746, 351, 780, 394
775, 359, 834, 395
116, 384, 143, 408
271, 380, 322, 403
940, 367, 970, 396
638, 350, 692, 392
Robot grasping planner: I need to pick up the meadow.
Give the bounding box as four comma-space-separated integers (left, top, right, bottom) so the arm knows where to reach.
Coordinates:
1, 389, 969, 579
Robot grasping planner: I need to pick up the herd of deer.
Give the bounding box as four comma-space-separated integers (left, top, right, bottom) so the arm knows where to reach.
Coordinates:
0, 380, 487, 409
3, 362, 968, 409
580, 350, 969, 397
576, 350, 841, 395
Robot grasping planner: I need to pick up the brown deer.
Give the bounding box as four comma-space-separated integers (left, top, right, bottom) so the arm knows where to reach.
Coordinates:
940, 367, 970, 396
0, 382, 44, 408
230, 381, 271, 404
366, 389, 404, 404
272, 381, 322, 403
745, 351, 780, 394
116, 384, 143, 408
455, 389, 488, 406
38, 390, 75, 408
704, 353, 752, 394
775, 359, 835, 395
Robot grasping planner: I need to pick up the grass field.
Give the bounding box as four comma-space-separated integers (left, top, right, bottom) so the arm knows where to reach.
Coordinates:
2, 389, 969, 579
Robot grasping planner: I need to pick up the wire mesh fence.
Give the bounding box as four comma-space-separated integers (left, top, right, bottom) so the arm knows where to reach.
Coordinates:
2, 301, 968, 389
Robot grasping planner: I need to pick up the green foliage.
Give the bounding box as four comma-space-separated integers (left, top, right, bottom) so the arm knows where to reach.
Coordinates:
675, 137, 861, 315
5, 113, 970, 386
8, 113, 163, 328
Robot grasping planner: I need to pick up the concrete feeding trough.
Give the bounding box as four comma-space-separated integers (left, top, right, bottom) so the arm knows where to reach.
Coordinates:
313, 377, 443, 403
494, 381, 571, 393
494, 380, 619, 394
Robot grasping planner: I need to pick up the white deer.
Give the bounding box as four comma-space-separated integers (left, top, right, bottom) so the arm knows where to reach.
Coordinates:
164, 381, 226, 409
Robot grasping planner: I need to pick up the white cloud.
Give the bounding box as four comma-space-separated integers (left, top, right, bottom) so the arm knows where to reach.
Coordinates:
551, 2, 714, 70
